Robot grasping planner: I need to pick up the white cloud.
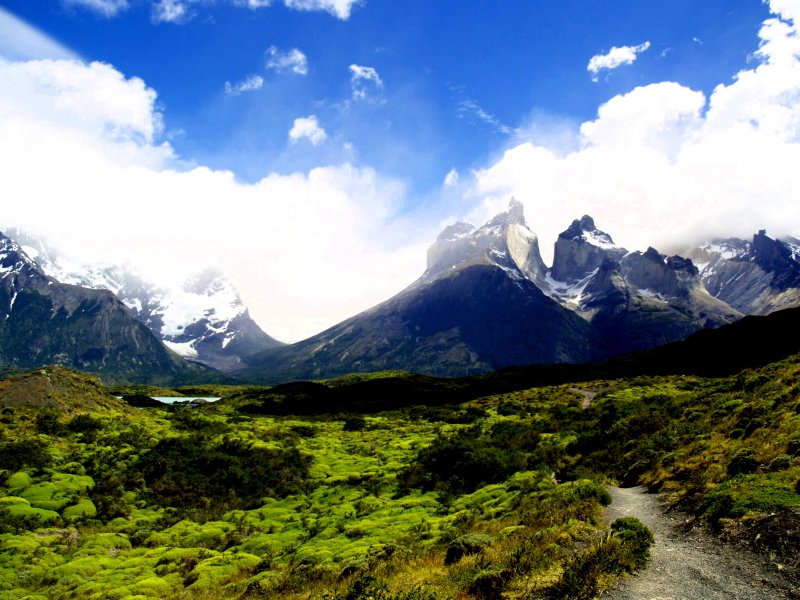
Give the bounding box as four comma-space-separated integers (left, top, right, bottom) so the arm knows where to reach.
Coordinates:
349, 64, 383, 100
283, 0, 360, 20
458, 98, 512, 134
151, 0, 191, 23
266, 46, 308, 75
443, 168, 458, 188
0, 8, 80, 62
62, 0, 129, 18
58, 0, 358, 23
471, 4, 800, 265
224, 74, 264, 96
0, 57, 425, 342
289, 115, 327, 145
235, 0, 273, 7
587, 41, 651, 82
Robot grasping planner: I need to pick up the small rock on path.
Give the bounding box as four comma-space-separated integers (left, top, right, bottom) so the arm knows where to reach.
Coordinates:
602, 486, 798, 600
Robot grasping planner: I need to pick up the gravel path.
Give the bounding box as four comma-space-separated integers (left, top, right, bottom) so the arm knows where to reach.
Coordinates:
602, 486, 798, 600
570, 387, 598, 409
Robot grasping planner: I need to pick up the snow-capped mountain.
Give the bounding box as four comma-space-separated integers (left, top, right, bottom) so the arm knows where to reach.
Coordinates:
9, 230, 283, 372
422, 198, 548, 286
542, 218, 740, 355
242, 199, 603, 382
684, 230, 800, 315
245, 201, 765, 381
0, 231, 208, 382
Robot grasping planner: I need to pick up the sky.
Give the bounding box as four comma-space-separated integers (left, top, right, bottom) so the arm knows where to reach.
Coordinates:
0, 0, 798, 342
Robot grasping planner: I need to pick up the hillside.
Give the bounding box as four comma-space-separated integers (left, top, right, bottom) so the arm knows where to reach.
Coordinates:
0, 365, 131, 415
1, 326, 799, 597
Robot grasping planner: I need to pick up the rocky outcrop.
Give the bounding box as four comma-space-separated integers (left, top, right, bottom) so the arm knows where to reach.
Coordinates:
685, 231, 800, 315
423, 198, 548, 286
550, 215, 625, 283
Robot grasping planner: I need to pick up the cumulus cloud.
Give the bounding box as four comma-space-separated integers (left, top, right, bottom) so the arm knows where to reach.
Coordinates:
62, 0, 129, 18
587, 41, 651, 82
349, 64, 383, 100
443, 168, 459, 188
224, 74, 264, 96
470, 2, 800, 264
0, 58, 426, 342
283, 0, 360, 20
289, 115, 327, 145
266, 46, 308, 75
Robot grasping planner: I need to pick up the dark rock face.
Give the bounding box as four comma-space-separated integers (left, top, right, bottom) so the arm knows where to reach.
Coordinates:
6, 230, 282, 372
685, 232, 800, 315
620, 248, 699, 299
0, 233, 208, 383
573, 255, 738, 356
243, 264, 603, 382
550, 215, 625, 283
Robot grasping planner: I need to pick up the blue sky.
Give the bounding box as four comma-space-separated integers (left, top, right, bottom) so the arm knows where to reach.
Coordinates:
0, 1, 798, 341
1, 0, 770, 192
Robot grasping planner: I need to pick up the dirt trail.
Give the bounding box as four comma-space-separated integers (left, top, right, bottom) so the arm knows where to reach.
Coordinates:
570, 387, 597, 409
602, 486, 798, 600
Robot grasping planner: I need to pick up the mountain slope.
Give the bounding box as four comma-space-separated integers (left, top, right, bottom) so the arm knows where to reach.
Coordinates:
10, 230, 282, 372
545, 219, 741, 355
685, 230, 800, 315
243, 201, 603, 382
0, 232, 212, 384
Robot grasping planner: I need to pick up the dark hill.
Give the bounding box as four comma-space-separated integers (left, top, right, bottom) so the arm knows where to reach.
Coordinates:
242, 264, 603, 383
227, 306, 800, 415
0, 365, 132, 415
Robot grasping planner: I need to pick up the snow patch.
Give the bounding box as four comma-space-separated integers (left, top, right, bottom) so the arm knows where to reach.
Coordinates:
544, 270, 596, 306
163, 340, 198, 358
584, 229, 617, 249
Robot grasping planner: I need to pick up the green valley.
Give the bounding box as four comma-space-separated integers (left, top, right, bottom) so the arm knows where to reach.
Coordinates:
1, 352, 799, 598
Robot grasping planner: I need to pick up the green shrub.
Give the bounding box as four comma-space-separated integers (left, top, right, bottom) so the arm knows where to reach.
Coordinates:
444, 534, 492, 565
610, 517, 654, 570
343, 416, 367, 431
0, 439, 52, 471
727, 447, 759, 476
768, 454, 792, 472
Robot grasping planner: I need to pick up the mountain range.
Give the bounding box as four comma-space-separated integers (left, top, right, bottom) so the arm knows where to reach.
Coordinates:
7, 230, 283, 373
3, 201, 800, 384
0, 232, 211, 384
240, 199, 799, 381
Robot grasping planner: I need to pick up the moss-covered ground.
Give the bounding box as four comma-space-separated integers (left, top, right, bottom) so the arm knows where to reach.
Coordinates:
3, 353, 800, 598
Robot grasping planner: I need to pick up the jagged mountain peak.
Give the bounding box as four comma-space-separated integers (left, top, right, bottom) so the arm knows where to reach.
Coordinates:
559, 215, 617, 247
550, 215, 624, 284
0, 232, 42, 279
425, 198, 546, 284
484, 197, 526, 228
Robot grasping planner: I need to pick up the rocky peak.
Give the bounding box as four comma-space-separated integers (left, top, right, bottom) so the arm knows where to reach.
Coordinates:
550, 216, 624, 284
484, 197, 527, 229
425, 198, 546, 284
621, 248, 702, 300
643, 247, 664, 263
745, 230, 800, 290
0, 232, 46, 285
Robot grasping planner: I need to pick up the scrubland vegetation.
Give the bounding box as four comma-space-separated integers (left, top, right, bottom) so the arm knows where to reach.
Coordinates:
1, 353, 800, 598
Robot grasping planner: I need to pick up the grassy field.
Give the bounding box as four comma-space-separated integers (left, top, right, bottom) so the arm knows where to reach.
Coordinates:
1, 354, 799, 598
